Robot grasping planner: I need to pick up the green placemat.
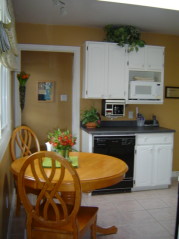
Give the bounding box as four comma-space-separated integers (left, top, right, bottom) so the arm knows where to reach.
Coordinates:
69, 156, 79, 168
42, 156, 78, 168
42, 157, 61, 168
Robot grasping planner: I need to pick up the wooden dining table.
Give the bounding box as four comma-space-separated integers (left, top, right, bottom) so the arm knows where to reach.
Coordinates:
11, 151, 128, 235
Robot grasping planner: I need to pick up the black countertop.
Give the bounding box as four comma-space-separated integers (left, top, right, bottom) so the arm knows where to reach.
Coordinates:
81, 121, 175, 135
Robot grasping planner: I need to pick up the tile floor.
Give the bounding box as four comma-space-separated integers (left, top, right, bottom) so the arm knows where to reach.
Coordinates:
8, 178, 178, 239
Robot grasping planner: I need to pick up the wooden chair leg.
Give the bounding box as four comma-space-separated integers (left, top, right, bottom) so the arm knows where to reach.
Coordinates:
91, 217, 97, 239
15, 192, 21, 216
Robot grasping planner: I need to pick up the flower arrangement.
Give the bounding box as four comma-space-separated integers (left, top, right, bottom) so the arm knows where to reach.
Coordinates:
47, 129, 77, 151
17, 71, 30, 111
17, 71, 30, 86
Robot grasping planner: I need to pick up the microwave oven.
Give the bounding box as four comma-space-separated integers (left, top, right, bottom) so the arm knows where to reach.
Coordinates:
129, 81, 162, 100
102, 99, 125, 117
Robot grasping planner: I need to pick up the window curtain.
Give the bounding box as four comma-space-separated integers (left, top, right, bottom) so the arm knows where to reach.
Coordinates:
0, 0, 18, 70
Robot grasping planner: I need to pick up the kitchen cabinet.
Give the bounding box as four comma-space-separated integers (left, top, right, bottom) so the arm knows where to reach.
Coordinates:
83, 41, 165, 105
127, 45, 165, 104
133, 133, 174, 190
127, 45, 164, 70
83, 41, 127, 99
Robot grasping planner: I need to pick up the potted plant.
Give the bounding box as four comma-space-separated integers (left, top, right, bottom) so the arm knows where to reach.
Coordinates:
81, 107, 101, 128
104, 24, 145, 52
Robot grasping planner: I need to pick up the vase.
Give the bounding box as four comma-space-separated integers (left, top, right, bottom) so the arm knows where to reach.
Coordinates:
19, 85, 26, 111
56, 149, 69, 160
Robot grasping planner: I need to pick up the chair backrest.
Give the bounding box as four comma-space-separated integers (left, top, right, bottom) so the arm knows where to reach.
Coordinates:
10, 126, 40, 161
17, 151, 82, 229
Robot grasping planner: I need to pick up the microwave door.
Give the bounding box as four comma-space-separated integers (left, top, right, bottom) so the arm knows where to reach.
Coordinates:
130, 82, 155, 99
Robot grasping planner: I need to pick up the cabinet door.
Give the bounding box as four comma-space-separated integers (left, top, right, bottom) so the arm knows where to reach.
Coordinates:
146, 46, 164, 70
127, 47, 145, 69
84, 43, 108, 98
108, 44, 126, 98
153, 144, 173, 186
134, 145, 153, 187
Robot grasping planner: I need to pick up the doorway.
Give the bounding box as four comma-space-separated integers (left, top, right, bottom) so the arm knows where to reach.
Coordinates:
14, 44, 80, 150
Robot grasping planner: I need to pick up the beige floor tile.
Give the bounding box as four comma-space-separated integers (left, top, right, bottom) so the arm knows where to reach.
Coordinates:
137, 198, 169, 209
8, 178, 178, 239
147, 206, 177, 221
159, 219, 176, 235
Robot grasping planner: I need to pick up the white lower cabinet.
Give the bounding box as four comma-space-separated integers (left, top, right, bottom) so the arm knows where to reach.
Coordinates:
133, 133, 174, 190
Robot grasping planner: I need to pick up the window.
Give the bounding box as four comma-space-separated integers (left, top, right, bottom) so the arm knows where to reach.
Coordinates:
0, 63, 11, 159
1, 64, 8, 130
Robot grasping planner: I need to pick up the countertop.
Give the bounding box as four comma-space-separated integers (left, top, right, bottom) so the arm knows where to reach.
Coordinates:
81, 121, 175, 135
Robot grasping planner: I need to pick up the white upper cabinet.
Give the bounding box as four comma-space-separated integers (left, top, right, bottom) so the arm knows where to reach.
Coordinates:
83, 42, 165, 104
127, 45, 165, 104
83, 42, 107, 98
108, 44, 126, 98
146, 46, 164, 70
83, 41, 127, 99
127, 45, 164, 70
127, 47, 145, 69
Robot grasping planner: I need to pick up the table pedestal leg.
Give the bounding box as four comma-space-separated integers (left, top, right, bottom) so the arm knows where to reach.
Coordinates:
96, 225, 118, 234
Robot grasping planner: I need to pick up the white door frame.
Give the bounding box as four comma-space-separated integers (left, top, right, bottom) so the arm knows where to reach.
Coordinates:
15, 44, 81, 150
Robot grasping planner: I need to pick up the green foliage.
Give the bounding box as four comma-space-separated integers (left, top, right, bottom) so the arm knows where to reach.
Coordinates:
81, 107, 100, 126
104, 25, 145, 52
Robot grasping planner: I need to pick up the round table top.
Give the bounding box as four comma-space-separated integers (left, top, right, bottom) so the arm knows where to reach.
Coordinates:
11, 152, 128, 192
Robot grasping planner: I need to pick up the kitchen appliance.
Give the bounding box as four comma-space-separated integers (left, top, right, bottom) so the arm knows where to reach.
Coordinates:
129, 81, 162, 100
102, 99, 125, 117
93, 135, 135, 194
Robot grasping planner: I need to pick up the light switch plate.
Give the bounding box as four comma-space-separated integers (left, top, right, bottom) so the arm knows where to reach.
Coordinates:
60, 94, 67, 101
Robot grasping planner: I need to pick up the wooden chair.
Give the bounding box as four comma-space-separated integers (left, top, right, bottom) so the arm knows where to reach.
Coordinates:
17, 151, 98, 239
10, 125, 40, 161
10, 125, 41, 215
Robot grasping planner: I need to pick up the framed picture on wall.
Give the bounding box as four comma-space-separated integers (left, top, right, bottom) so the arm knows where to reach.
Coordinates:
37, 81, 54, 102
165, 86, 179, 99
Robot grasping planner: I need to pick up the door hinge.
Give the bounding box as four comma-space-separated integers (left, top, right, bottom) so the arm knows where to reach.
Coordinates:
87, 46, 88, 51
127, 61, 129, 66
86, 90, 88, 95
134, 180, 135, 185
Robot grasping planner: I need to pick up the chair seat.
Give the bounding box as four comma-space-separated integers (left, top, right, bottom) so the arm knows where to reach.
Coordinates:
32, 205, 98, 234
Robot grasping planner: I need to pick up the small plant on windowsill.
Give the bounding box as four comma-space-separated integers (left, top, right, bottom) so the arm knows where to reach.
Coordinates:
81, 107, 101, 128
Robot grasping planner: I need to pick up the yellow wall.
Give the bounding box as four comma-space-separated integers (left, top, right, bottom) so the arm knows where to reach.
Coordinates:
21, 51, 73, 146
15, 23, 179, 171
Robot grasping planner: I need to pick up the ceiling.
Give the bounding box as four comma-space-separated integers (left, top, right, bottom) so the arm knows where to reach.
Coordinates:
12, 0, 179, 35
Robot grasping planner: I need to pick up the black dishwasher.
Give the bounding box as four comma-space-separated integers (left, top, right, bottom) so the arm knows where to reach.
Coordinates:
93, 135, 135, 195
